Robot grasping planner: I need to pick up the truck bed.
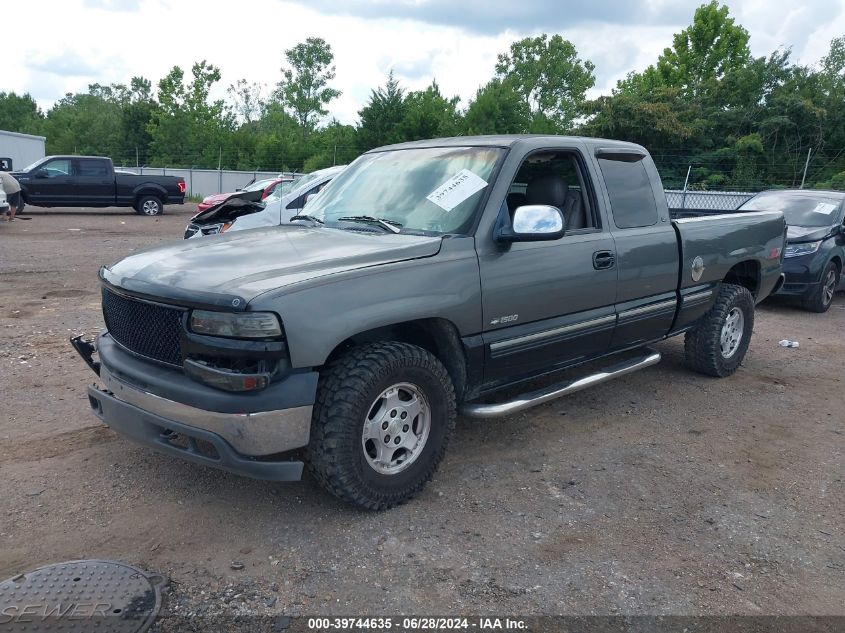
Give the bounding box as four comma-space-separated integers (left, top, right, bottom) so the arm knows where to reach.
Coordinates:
670, 210, 786, 330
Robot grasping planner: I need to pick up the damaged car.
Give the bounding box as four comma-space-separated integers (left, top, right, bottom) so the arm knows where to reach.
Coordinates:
184, 165, 345, 239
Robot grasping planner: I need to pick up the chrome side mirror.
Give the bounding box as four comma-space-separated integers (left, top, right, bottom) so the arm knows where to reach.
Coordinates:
495, 205, 566, 243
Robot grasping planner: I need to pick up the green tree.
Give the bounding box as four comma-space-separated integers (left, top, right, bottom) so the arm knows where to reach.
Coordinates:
252, 102, 308, 172
120, 77, 159, 166
147, 61, 234, 167
398, 80, 461, 141
463, 78, 530, 135
41, 92, 122, 156
276, 37, 341, 134
302, 120, 359, 171
0, 92, 43, 135
495, 34, 595, 132
648, 1, 752, 102
228, 79, 267, 125
357, 71, 407, 150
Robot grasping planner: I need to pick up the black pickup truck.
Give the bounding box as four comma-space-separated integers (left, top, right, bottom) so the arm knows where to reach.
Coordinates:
13, 156, 186, 216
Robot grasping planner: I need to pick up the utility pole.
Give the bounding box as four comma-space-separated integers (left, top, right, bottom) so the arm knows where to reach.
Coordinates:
135, 147, 139, 169
800, 147, 812, 189
333, 144, 337, 166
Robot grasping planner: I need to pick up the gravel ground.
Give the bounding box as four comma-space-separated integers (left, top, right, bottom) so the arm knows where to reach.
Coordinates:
0, 206, 843, 623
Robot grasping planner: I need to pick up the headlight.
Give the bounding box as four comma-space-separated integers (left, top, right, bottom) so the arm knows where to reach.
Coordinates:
201, 222, 233, 235
784, 241, 821, 258
190, 310, 282, 338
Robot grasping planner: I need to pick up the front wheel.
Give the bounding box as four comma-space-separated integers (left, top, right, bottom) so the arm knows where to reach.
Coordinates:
684, 283, 755, 377
135, 195, 163, 216
306, 342, 456, 510
803, 261, 839, 313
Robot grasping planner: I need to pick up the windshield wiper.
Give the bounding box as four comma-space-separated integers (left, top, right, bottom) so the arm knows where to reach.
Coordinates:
337, 216, 402, 234
289, 214, 324, 224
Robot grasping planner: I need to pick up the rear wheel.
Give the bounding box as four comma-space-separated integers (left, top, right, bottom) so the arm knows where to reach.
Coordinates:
135, 196, 163, 216
684, 283, 755, 377
803, 261, 839, 313
306, 342, 456, 510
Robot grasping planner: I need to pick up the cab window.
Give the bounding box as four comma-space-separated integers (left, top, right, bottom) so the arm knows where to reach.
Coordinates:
598, 158, 659, 229
39, 159, 71, 178
506, 151, 596, 231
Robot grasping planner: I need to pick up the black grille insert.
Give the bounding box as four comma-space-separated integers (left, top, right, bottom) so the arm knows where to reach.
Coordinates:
102, 287, 185, 365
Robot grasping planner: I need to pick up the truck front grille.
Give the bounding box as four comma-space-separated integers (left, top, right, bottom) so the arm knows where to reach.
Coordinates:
102, 287, 185, 366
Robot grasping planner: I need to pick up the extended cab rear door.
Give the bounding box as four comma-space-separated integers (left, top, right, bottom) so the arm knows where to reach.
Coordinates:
476, 143, 618, 388
592, 148, 679, 350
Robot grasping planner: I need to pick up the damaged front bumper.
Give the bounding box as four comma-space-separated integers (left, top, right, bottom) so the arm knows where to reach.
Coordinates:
72, 333, 317, 481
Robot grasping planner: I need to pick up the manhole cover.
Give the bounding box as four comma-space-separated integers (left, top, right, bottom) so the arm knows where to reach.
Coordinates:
0, 560, 166, 632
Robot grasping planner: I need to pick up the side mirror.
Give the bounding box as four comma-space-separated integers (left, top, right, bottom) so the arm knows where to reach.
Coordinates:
495, 205, 566, 243
33, 169, 49, 179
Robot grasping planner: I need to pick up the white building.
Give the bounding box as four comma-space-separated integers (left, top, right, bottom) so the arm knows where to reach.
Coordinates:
0, 130, 46, 171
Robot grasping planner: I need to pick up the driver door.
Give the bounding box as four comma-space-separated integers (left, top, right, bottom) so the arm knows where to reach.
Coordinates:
478, 149, 618, 387
27, 158, 74, 205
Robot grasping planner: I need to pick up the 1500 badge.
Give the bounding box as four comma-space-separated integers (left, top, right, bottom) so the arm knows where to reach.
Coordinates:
490, 314, 519, 325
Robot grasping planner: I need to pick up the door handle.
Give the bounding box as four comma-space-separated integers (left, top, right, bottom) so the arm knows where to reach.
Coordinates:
593, 250, 615, 270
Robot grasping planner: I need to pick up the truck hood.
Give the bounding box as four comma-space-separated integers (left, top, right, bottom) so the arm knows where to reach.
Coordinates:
786, 224, 835, 243
103, 225, 443, 304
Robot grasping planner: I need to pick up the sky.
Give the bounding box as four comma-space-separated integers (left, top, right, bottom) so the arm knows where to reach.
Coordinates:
7, 0, 845, 126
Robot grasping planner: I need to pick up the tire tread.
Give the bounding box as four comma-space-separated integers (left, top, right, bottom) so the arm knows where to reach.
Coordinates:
306, 342, 456, 510
684, 283, 754, 377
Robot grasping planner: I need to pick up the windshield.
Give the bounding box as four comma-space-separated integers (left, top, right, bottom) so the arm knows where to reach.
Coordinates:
266, 180, 297, 200
22, 158, 47, 172
740, 192, 844, 227
288, 170, 326, 194
243, 178, 276, 192
305, 147, 503, 234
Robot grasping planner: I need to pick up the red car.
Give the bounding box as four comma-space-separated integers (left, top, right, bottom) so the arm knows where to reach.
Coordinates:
196, 177, 294, 212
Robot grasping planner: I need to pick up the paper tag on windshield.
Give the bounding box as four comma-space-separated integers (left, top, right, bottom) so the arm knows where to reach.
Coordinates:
811, 202, 837, 215
426, 169, 488, 212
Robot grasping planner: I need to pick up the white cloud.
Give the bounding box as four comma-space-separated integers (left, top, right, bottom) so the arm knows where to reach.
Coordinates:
6, 0, 845, 126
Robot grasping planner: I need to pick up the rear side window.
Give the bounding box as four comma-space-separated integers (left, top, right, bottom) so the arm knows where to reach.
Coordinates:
77, 160, 110, 177
598, 159, 658, 229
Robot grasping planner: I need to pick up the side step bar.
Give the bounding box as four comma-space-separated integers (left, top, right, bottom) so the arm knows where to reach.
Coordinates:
460, 349, 661, 419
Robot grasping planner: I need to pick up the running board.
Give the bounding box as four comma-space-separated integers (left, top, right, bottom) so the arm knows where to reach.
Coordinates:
460, 349, 661, 419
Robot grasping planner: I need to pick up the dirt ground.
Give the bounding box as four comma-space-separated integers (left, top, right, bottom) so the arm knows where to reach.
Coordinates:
0, 205, 843, 622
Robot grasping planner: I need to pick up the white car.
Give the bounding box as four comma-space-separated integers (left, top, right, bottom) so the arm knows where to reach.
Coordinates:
184, 165, 345, 239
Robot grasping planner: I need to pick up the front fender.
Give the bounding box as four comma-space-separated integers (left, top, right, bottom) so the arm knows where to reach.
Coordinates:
249, 237, 482, 368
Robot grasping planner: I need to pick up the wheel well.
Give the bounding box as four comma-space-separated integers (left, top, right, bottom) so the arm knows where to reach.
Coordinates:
323, 318, 468, 400
135, 191, 164, 205
723, 260, 761, 297
829, 256, 842, 274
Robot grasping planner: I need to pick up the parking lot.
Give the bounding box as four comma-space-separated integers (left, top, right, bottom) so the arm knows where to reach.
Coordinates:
1, 206, 843, 618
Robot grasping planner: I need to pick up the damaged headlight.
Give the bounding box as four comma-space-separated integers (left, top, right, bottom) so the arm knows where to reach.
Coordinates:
201, 222, 233, 235
189, 310, 282, 339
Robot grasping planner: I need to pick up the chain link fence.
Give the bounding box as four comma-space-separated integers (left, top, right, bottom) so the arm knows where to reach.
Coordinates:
665, 189, 756, 215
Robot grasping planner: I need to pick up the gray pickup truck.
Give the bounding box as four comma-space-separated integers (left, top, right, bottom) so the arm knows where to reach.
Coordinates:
72, 135, 786, 510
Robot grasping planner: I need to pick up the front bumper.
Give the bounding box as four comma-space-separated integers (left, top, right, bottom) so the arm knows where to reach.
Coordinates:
775, 280, 818, 298
774, 257, 822, 298
73, 333, 317, 481
87, 386, 305, 481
